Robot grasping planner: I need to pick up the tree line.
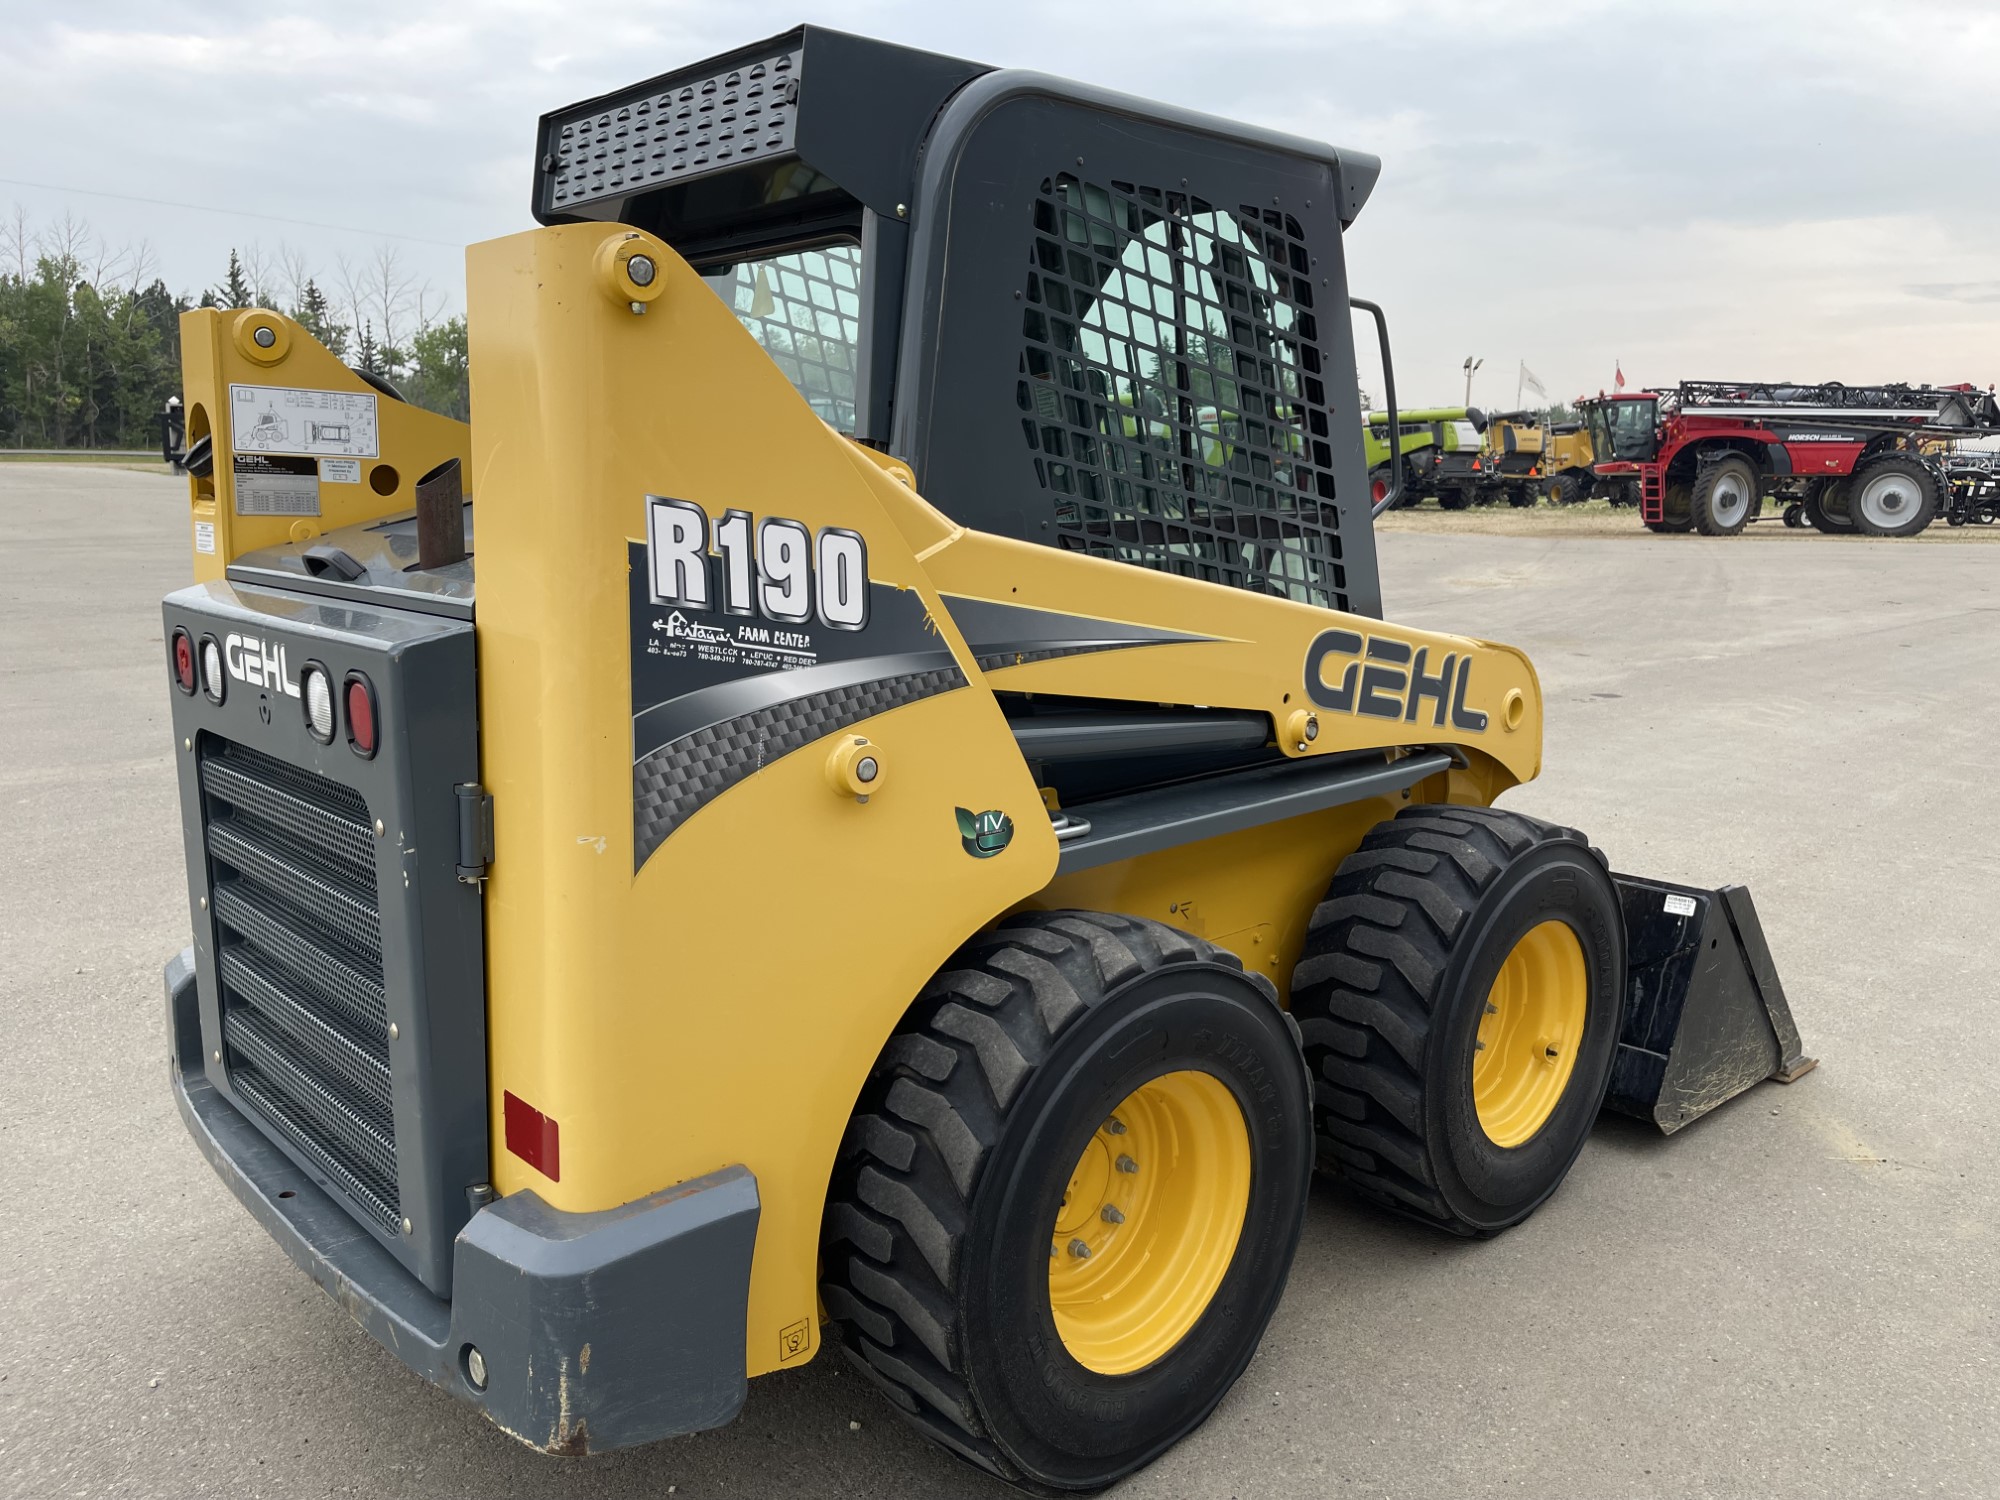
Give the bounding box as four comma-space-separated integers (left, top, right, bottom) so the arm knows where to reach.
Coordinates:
0, 206, 468, 450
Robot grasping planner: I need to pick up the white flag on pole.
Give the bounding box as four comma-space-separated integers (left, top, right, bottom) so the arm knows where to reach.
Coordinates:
1519, 361, 1547, 402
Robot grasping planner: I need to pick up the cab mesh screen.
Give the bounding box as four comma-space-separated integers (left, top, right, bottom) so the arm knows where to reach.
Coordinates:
1017, 174, 1345, 609
709, 244, 863, 434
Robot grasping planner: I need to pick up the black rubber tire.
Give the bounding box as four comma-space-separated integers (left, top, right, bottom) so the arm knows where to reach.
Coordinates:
821, 911, 1314, 1492
1548, 474, 1584, 506
1438, 488, 1471, 511
1848, 453, 1938, 538
1783, 503, 1805, 528
1505, 484, 1536, 508
1289, 805, 1625, 1238
1802, 479, 1855, 534
1648, 481, 1694, 533
1688, 456, 1758, 536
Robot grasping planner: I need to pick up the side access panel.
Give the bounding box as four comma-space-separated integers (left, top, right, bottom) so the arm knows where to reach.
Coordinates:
1606, 877, 1815, 1134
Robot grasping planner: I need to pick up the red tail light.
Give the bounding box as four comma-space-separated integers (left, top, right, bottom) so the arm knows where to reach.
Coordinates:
170, 629, 196, 694
345, 673, 377, 758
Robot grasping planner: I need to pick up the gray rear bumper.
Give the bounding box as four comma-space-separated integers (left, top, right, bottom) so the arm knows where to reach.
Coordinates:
166, 948, 760, 1454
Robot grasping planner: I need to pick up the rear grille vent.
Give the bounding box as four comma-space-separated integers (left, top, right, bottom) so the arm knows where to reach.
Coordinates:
198, 739, 397, 1229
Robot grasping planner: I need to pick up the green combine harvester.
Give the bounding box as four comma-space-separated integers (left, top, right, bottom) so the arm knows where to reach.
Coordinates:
1365, 406, 1488, 508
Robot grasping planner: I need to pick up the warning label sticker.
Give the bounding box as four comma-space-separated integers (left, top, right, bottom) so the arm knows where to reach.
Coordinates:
229, 383, 379, 459
234, 453, 320, 516
194, 520, 216, 554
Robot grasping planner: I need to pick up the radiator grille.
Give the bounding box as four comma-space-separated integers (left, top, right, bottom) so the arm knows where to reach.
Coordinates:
199, 739, 397, 1229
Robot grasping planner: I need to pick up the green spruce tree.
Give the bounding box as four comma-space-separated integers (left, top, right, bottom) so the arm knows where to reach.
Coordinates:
291, 278, 347, 358
218, 249, 252, 309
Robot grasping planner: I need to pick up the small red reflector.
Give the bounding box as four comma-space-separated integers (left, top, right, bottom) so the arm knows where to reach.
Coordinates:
345, 676, 376, 757
172, 630, 196, 693
504, 1090, 560, 1181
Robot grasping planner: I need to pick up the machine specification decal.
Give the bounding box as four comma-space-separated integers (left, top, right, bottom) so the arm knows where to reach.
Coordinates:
628, 494, 966, 871
233, 453, 320, 517
229, 382, 380, 459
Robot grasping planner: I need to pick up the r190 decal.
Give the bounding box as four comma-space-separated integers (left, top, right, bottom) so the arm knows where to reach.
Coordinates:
646, 495, 869, 631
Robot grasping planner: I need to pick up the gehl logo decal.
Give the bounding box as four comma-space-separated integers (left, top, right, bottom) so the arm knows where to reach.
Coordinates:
224, 632, 301, 698
1304, 629, 1487, 731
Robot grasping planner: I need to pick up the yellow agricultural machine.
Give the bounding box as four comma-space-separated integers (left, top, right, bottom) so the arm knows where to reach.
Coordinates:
158, 27, 1812, 1491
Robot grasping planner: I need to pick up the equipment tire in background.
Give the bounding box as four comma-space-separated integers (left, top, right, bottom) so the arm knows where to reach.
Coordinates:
1290, 805, 1624, 1237
1848, 454, 1938, 538
1689, 456, 1758, 536
1547, 474, 1584, 506
1802, 478, 1856, 534
1438, 489, 1471, 511
822, 911, 1313, 1491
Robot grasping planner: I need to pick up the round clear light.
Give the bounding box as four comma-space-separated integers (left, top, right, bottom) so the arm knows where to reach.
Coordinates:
200, 639, 224, 701
303, 667, 335, 740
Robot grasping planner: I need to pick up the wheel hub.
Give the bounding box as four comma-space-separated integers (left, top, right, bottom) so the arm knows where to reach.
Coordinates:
1472, 920, 1588, 1148
1711, 472, 1751, 525
1047, 1069, 1250, 1375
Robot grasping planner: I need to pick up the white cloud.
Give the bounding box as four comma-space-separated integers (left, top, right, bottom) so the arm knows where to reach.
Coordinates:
0, 0, 1994, 404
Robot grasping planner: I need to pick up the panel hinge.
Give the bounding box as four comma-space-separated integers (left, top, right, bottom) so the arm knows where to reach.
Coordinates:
455, 783, 494, 886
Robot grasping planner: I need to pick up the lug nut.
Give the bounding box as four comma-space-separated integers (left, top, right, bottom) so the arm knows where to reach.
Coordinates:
1115, 1154, 1138, 1175
1068, 1238, 1092, 1259
626, 254, 656, 287
1103, 1117, 1126, 1135
1100, 1204, 1125, 1225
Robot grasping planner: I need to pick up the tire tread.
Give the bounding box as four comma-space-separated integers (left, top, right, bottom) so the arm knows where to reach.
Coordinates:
1291, 804, 1590, 1236
822, 910, 1242, 1481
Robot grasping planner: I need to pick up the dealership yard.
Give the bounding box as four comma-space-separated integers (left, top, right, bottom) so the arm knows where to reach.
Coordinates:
3, 461, 1997, 1500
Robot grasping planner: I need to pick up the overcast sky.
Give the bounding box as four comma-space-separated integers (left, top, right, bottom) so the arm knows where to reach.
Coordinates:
3, 0, 1996, 410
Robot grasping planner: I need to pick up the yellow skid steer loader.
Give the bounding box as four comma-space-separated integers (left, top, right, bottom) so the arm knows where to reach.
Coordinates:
159, 27, 1812, 1491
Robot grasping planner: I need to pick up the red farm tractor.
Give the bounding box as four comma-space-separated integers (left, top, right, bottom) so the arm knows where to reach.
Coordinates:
1584, 381, 2000, 538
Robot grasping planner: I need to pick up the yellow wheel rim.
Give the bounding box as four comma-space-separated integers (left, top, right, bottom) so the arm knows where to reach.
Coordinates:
1047, 1070, 1251, 1375
1473, 920, 1589, 1148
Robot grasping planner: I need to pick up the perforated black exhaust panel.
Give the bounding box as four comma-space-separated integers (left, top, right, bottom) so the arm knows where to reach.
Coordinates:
201, 740, 399, 1229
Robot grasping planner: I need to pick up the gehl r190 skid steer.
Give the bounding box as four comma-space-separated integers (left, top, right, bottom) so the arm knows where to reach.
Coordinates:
159, 27, 1813, 1491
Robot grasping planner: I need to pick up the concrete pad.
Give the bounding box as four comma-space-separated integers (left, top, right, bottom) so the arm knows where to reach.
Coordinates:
3, 464, 1994, 1498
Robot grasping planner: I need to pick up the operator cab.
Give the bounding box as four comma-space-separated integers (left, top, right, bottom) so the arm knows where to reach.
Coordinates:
1581, 392, 1661, 463
532, 25, 1388, 615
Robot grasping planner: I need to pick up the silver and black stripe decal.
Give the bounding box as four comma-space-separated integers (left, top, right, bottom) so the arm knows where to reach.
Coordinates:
633, 651, 967, 868
939, 595, 1216, 673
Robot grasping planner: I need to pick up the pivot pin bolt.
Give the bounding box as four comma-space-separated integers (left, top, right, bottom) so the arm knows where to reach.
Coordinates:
626, 254, 656, 287
252, 326, 276, 348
